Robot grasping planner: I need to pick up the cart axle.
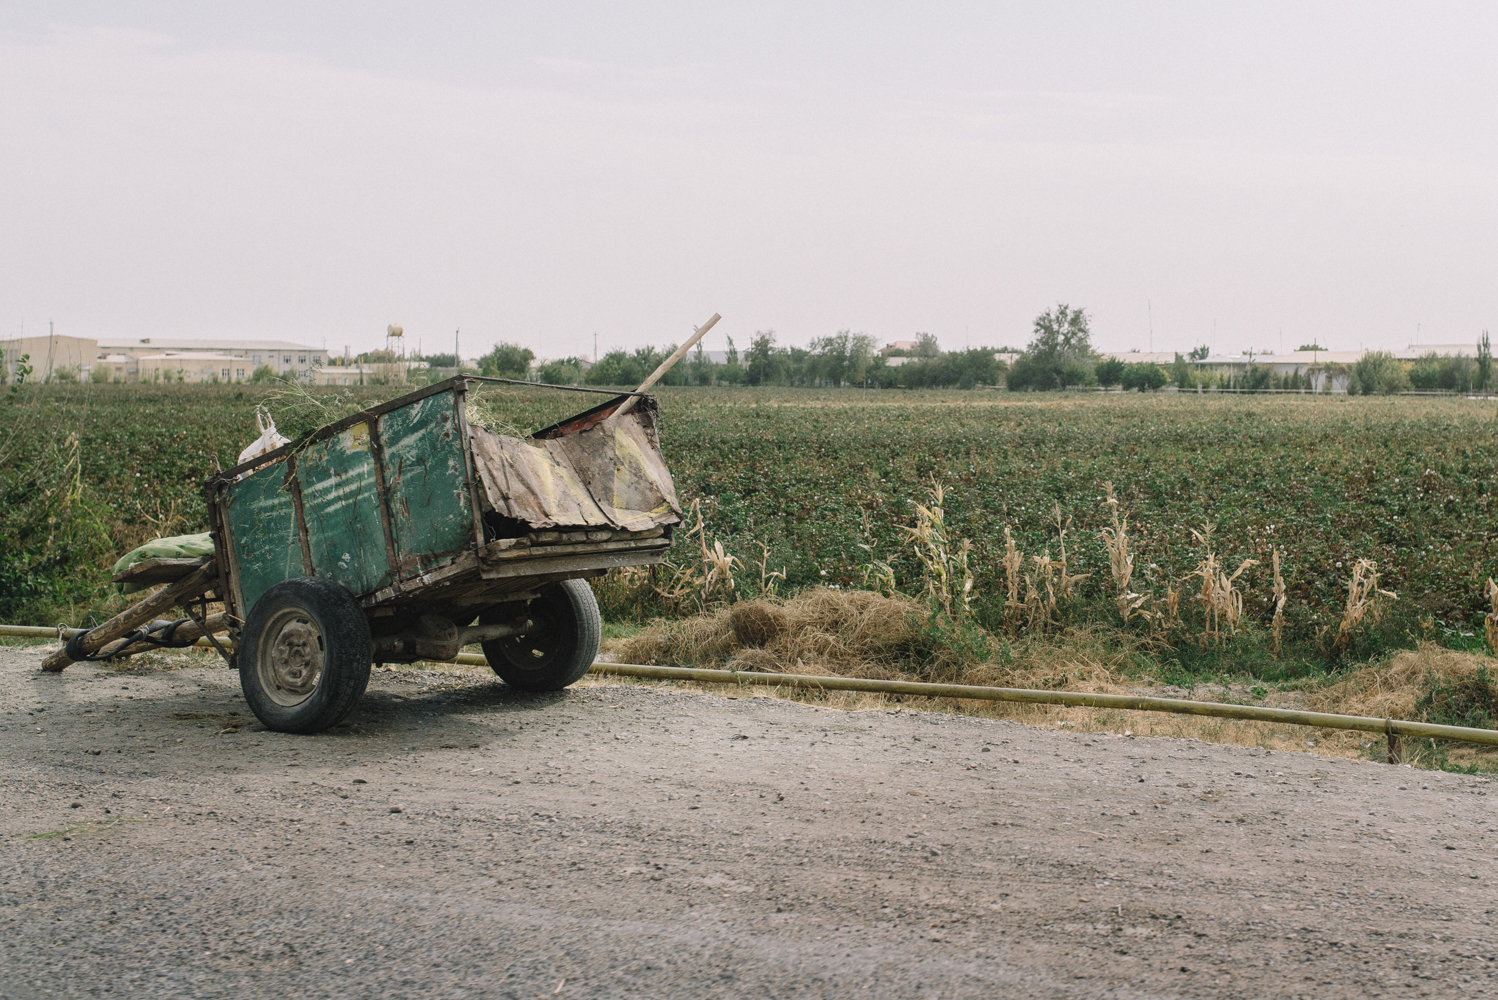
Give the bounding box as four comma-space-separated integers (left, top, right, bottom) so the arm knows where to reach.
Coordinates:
371, 614, 531, 664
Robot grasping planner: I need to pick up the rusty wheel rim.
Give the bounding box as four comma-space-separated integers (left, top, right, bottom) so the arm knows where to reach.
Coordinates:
258, 608, 326, 707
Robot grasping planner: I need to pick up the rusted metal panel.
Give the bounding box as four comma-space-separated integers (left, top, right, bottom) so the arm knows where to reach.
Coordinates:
470, 426, 610, 528
377, 388, 474, 576
470, 405, 681, 533
222, 462, 304, 614
295, 421, 394, 598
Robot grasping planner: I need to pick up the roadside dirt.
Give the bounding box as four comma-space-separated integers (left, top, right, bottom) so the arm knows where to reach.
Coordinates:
2, 645, 1495, 999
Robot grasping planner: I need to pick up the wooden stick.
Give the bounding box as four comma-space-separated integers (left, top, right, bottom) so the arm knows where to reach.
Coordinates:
40, 560, 219, 673
615, 313, 720, 417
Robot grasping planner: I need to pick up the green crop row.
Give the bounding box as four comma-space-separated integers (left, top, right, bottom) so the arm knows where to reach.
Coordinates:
2, 383, 1495, 644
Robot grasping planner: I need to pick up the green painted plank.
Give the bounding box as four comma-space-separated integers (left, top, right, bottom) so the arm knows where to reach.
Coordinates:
295, 422, 393, 597
379, 390, 473, 576
223, 463, 303, 614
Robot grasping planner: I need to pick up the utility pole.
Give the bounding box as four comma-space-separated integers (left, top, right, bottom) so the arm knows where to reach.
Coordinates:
1148, 300, 1153, 354
593, 332, 598, 364
455, 329, 460, 369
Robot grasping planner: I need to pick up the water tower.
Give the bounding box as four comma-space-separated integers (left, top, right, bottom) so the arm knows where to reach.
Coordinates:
386, 324, 404, 361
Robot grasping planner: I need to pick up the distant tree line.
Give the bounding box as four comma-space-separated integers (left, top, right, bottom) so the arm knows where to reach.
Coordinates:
471, 317, 1494, 395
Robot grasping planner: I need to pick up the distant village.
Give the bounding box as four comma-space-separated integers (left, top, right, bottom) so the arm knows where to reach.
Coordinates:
0, 329, 1487, 394
0, 334, 421, 386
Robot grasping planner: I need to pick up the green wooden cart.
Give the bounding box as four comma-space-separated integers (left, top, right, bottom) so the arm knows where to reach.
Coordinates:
43, 376, 681, 733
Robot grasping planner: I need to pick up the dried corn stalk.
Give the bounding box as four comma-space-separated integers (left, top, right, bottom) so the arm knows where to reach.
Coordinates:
1099, 483, 1142, 622
654, 498, 740, 610
1188, 525, 1257, 647
856, 542, 897, 598
701, 539, 739, 605
1051, 504, 1090, 604
754, 541, 786, 599
1484, 577, 1498, 656
1001, 527, 1024, 628
1332, 558, 1396, 658
1148, 584, 1182, 635
1271, 547, 1287, 657
903, 481, 974, 621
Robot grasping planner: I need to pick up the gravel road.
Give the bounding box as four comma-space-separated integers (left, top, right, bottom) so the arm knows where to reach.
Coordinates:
2, 645, 1495, 999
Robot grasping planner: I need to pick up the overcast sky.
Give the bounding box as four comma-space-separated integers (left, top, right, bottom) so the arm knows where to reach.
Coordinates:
2, 2, 1495, 360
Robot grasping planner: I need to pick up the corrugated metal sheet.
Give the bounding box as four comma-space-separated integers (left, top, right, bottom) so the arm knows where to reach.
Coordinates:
470, 407, 680, 533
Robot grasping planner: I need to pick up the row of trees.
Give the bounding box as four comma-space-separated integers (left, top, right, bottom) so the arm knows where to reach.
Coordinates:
1008, 306, 1495, 394
467, 311, 1493, 395
470, 331, 1013, 390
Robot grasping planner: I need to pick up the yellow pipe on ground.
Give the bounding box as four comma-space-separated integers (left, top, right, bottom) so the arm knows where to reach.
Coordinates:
4, 624, 1493, 751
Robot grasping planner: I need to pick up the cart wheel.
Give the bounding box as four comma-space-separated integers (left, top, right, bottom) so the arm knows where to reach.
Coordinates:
238, 577, 372, 734
481, 579, 600, 691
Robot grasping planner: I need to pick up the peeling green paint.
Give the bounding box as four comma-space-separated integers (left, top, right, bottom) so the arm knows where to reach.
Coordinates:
296, 423, 393, 598
379, 391, 472, 577
223, 462, 303, 613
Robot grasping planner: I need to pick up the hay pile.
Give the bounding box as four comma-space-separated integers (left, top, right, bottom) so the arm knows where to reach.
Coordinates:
614, 589, 924, 678
610, 588, 1135, 692
1305, 643, 1495, 722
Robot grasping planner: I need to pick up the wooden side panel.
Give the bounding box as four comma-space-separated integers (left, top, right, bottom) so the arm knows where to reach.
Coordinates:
295, 422, 393, 598
378, 390, 474, 577
222, 463, 304, 613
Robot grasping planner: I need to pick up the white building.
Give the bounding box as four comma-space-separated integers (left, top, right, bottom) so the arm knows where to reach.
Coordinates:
1100, 351, 1179, 366
1258, 351, 1363, 392
98, 338, 326, 381
1393, 343, 1480, 360
137, 352, 254, 384
1, 333, 98, 382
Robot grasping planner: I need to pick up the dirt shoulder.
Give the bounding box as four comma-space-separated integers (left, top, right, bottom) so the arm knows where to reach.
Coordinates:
1, 645, 1495, 999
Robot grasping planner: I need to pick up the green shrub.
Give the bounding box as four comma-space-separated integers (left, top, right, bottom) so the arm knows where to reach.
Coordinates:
1120, 362, 1167, 392
480, 342, 536, 380
536, 358, 583, 385
1349, 351, 1410, 395
0, 433, 116, 620
1408, 352, 1476, 392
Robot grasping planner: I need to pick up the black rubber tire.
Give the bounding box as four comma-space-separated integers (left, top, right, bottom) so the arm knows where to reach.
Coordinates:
238, 577, 372, 734
481, 579, 601, 691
